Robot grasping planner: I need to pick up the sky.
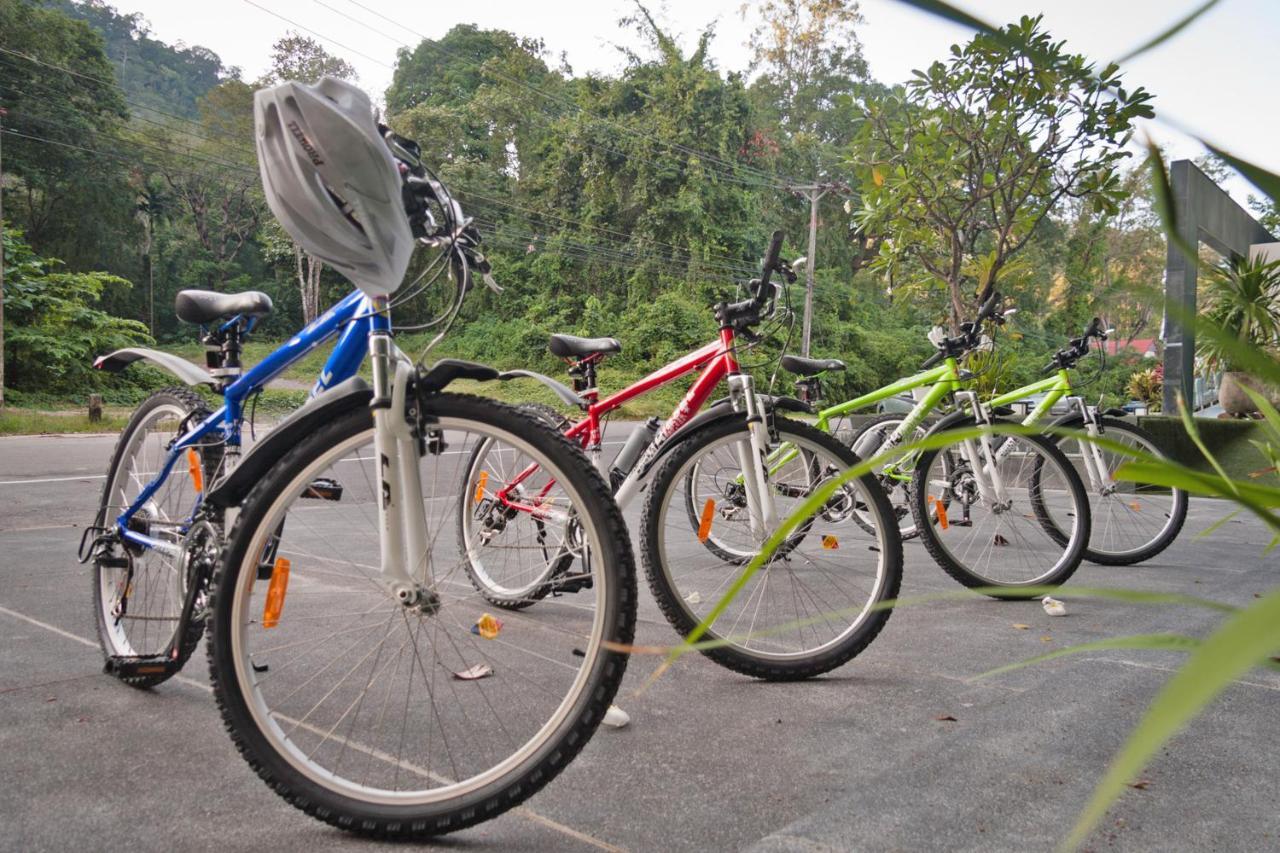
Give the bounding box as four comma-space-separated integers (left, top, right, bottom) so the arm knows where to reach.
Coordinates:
110, 0, 1280, 206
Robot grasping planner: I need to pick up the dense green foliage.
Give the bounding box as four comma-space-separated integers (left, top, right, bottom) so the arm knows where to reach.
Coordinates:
2, 226, 159, 398
0, 0, 1172, 410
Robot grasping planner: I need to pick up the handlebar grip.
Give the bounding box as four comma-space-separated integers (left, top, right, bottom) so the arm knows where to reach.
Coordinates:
762, 230, 784, 272
755, 230, 785, 307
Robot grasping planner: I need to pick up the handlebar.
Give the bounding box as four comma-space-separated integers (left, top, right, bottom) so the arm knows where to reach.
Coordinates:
920, 291, 1003, 367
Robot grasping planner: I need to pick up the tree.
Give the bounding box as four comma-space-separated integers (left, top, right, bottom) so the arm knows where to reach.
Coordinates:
854, 16, 1154, 329
743, 1, 882, 282
0, 0, 134, 262
3, 225, 151, 396
260, 33, 357, 321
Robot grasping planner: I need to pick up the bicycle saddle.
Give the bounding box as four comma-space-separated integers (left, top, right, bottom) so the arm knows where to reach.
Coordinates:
780, 355, 845, 377
175, 289, 274, 325
548, 333, 622, 359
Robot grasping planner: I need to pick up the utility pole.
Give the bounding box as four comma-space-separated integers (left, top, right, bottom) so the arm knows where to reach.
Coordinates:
1, 106, 7, 410
788, 181, 836, 358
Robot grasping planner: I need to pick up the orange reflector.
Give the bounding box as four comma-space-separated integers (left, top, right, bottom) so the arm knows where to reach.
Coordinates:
934, 498, 949, 530
474, 471, 489, 504
186, 448, 203, 492
697, 499, 716, 542
1129, 501, 1142, 511
262, 558, 290, 629
822, 535, 839, 550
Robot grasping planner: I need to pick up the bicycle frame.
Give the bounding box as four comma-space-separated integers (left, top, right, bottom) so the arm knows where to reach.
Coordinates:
987, 368, 1113, 492
499, 329, 744, 513
113, 288, 382, 555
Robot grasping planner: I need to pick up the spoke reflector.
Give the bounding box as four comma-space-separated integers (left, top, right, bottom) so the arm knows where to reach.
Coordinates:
1130, 501, 1142, 511
822, 535, 839, 550
262, 558, 290, 629
934, 497, 949, 530
186, 448, 203, 492
697, 498, 716, 542
474, 470, 489, 503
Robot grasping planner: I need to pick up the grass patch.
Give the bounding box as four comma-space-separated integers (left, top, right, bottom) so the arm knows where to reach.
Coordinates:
0, 408, 130, 435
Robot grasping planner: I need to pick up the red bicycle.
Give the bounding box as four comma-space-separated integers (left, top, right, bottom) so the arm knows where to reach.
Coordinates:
458, 232, 903, 680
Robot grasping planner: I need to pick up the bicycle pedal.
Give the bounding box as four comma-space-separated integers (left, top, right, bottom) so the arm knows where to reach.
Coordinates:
550, 573, 594, 595
301, 477, 343, 501
104, 655, 178, 679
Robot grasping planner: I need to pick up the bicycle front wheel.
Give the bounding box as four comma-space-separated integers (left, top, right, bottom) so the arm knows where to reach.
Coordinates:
1048, 416, 1188, 565
208, 393, 635, 838
642, 415, 902, 681
911, 420, 1091, 597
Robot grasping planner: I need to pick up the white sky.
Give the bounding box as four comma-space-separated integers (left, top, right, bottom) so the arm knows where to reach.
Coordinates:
114, 0, 1279, 206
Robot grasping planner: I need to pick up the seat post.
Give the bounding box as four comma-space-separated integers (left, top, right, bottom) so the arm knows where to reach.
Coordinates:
211, 322, 244, 388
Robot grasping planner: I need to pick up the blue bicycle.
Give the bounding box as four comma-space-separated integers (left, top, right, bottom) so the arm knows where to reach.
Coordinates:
87, 285, 388, 685
82, 84, 638, 838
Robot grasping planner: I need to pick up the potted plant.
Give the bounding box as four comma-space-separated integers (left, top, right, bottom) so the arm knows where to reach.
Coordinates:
1199, 255, 1280, 416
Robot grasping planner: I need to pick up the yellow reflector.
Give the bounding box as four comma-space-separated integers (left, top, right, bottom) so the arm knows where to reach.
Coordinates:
934, 498, 949, 530
1129, 501, 1142, 511
822, 535, 839, 550
474, 471, 489, 504
262, 558, 290, 629
697, 498, 716, 542
186, 448, 203, 493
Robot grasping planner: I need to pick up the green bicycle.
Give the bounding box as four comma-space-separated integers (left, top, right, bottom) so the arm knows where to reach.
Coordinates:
975, 318, 1186, 565
769, 292, 1094, 596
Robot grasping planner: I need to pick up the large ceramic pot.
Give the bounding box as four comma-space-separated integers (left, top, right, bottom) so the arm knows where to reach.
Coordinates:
1219, 370, 1280, 416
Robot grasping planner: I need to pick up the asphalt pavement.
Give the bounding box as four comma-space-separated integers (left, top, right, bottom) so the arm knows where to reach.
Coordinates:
1, 427, 1276, 852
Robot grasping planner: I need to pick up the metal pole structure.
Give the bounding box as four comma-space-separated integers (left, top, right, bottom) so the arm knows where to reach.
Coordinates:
1, 106, 7, 409
789, 182, 832, 358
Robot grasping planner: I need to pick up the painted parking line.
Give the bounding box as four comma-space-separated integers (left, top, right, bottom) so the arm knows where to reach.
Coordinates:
0, 601, 626, 852
0, 474, 108, 486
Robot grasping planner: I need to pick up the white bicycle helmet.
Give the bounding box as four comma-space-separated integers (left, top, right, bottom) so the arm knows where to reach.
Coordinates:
255, 76, 413, 296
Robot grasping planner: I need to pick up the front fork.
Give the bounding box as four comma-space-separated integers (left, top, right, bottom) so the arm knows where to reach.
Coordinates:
727, 374, 778, 538
956, 391, 1010, 506
368, 331, 435, 607
1072, 399, 1112, 493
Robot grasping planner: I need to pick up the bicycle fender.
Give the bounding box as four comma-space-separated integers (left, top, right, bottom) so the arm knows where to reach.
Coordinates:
498, 369, 587, 409
94, 347, 216, 387
926, 408, 978, 435
204, 377, 372, 509
1046, 412, 1086, 431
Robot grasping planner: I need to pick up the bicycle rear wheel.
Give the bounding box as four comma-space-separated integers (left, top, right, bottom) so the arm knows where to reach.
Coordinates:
93, 388, 221, 687
208, 393, 635, 838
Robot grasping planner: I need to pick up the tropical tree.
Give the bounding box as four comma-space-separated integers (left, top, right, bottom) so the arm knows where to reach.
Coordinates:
854, 15, 1155, 330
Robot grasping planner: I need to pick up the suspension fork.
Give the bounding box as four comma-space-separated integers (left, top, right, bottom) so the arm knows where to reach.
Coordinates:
955, 392, 1008, 505
1073, 399, 1113, 492
368, 330, 434, 606
726, 373, 778, 538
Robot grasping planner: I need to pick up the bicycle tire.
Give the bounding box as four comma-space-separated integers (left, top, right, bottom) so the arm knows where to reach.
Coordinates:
207, 393, 636, 839
93, 387, 220, 688
642, 415, 902, 681
910, 417, 1091, 598
1043, 416, 1188, 565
